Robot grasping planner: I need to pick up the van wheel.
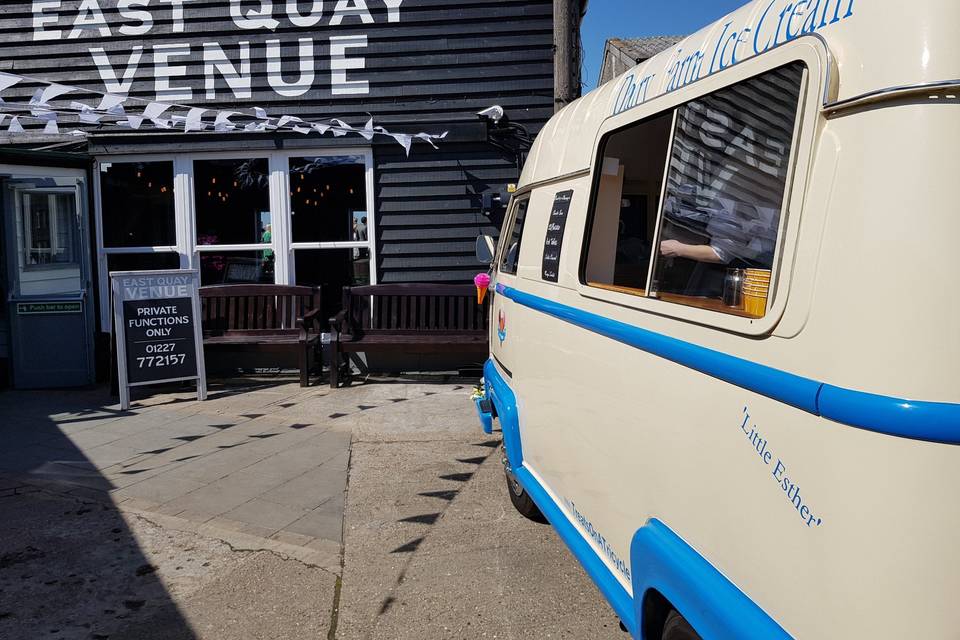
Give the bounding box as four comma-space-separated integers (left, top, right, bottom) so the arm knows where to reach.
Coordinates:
505, 467, 547, 523
661, 610, 700, 640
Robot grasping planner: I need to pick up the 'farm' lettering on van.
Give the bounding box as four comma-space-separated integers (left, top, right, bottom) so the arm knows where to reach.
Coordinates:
612, 0, 856, 116
740, 406, 823, 528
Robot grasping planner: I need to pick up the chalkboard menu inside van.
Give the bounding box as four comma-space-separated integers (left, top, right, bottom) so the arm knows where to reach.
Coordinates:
542, 190, 574, 282
111, 270, 207, 410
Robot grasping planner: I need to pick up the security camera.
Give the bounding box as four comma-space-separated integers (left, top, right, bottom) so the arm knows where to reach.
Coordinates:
477, 105, 505, 124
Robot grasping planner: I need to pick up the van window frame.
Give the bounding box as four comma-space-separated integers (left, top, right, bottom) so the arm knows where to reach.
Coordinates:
576, 39, 827, 336
496, 194, 531, 277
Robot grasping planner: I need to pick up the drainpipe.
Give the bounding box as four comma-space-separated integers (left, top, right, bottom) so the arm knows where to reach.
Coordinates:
554, 0, 579, 112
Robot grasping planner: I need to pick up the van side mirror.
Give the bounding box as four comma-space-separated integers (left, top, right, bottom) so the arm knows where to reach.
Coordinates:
476, 235, 496, 265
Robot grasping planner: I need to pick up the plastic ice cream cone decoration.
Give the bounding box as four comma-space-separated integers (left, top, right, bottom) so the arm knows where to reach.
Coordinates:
474, 273, 491, 305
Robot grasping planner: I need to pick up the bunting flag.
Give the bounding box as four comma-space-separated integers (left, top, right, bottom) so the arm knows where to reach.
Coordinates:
0, 70, 449, 155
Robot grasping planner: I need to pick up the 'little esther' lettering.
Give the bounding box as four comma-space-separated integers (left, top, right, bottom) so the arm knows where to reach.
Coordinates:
740, 406, 823, 529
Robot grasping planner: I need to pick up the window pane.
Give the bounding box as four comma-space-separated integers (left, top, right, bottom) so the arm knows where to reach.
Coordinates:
500, 199, 529, 275
289, 156, 367, 243
21, 191, 77, 267
651, 62, 805, 318
199, 250, 275, 285
584, 111, 674, 295
195, 159, 271, 246
107, 252, 180, 274
101, 161, 175, 247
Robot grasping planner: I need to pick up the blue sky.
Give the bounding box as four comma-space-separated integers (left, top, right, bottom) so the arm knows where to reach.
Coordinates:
580, 0, 747, 91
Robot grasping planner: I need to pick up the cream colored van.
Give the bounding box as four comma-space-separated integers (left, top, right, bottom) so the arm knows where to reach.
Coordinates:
473, 1, 960, 638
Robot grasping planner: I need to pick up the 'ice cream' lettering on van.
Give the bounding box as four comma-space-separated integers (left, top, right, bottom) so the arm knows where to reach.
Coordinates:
612, 0, 856, 115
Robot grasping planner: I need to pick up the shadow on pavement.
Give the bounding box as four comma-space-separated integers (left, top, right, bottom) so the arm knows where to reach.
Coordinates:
0, 387, 197, 640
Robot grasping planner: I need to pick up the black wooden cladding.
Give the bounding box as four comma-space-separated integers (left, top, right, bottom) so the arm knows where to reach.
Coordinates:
0, 0, 557, 284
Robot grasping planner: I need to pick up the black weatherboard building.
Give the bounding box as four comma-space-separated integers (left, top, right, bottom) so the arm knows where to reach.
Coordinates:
0, 1, 585, 388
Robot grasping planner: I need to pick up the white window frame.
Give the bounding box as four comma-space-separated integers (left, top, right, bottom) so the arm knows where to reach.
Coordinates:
18, 189, 79, 270
94, 147, 377, 329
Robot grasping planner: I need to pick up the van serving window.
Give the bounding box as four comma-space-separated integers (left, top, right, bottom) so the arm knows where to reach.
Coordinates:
500, 198, 530, 276
584, 111, 674, 295
651, 62, 805, 318
584, 62, 805, 320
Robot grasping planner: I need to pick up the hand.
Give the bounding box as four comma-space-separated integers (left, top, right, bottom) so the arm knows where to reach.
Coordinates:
660, 239, 686, 258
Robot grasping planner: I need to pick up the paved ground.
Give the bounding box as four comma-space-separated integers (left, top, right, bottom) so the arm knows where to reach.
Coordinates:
0, 376, 622, 640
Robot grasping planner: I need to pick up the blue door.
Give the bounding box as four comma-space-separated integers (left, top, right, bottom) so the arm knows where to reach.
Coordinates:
3, 171, 95, 388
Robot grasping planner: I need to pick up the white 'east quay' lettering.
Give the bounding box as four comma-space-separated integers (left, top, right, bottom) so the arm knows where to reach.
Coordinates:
32, 0, 405, 41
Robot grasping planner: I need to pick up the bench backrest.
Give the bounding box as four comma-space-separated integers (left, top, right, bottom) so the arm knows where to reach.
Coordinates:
200, 285, 321, 334
344, 284, 488, 334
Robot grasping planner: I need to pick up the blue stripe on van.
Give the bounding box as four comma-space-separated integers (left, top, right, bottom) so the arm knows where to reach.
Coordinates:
483, 359, 639, 636
483, 359, 788, 638
498, 285, 960, 445
630, 519, 792, 640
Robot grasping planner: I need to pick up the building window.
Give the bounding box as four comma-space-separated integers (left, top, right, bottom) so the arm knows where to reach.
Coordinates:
199, 250, 275, 285
650, 62, 804, 318
500, 198, 529, 275
19, 191, 77, 268
584, 110, 674, 295
289, 156, 366, 243
106, 252, 181, 278
95, 149, 376, 330
194, 158, 271, 246
100, 162, 175, 248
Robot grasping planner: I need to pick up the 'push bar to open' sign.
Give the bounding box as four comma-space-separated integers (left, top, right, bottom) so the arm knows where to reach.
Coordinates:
111, 270, 207, 410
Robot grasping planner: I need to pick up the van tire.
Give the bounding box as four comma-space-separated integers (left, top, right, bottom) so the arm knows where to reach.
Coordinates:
505, 467, 547, 523
661, 610, 700, 640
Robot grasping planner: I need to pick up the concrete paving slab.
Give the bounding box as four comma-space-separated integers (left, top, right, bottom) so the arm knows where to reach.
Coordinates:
222, 498, 312, 534
2, 376, 627, 639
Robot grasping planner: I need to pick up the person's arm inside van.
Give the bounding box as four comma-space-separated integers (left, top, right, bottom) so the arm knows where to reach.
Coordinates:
659, 239, 723, 264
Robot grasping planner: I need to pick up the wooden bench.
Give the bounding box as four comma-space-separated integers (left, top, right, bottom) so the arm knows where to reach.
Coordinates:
200, 285, 323, 387
329, 284, 489, 388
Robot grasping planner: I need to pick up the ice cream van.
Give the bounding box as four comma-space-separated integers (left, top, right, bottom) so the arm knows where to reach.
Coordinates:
472, 1, 960, 638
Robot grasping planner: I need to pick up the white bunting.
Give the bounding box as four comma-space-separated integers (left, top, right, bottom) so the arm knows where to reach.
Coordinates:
391, 132, 412, 156
30, 83, 74, 108
0, 71, 448, 154
184, 108, 208, 131
357, 117, 375, 141
98, 94, 127, 114
214, 111, 239, 132
0, 73, 21, 94
72, 102, 103, 124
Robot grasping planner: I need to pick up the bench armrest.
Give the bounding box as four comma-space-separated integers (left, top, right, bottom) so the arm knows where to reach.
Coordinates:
297, 307, 323, 341
329, 309, 352, 339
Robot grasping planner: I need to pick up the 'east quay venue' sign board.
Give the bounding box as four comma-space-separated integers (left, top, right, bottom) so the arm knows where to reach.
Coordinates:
28, 0, 407, 100
111, 269, 206, 410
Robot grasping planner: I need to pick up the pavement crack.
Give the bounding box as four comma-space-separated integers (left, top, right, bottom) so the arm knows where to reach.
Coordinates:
126, 512, 339, 576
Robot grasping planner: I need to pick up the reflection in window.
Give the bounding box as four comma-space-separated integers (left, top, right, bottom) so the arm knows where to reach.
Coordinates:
195, 159, 271, 246
20, 192, 77, 267
101, 161, 175, 247
289, 156, 366, 243
500, 199, 529, 275
651, 62, 805, 318
584, 111, 674, 295
199, 250, 274, 285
